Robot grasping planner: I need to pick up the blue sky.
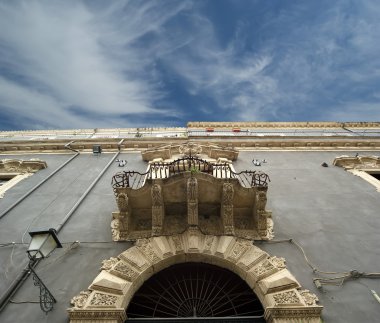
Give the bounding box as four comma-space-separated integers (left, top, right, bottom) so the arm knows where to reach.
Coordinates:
0, 0, 379, 130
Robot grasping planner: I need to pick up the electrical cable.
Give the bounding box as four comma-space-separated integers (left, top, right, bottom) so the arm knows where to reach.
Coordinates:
256, 238, 380, 289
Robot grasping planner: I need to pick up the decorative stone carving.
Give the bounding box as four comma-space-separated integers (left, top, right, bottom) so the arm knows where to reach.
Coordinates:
227, 239, 251, 262
178, 142, 202, 156
119, 248, 150, 272
333, 155, 380, 193
0, 159, 47, 174
90, 293, 118, 306
300, 289, 319, 306
68, 309, 127, 323
0, 159, 47, 199
333, 155, 380, 169
151, 184, 164, 235
255, 189, 269, 237
71, 291, 91, 308
222, 182, 234, 205
273, 290, 300, 305
221, 182, 234, 235
251, 256, 286, 281
151, 184, 163, 207
170, 235, 184, 253
101, 257, 119, 271
203, 236, 215, 253
116, 192, 128, 212
110, 219, 120, 241
111, 261, 138, 281
68, 229, 323, 322
237, 247, 268, 271
271, 256, 286, 269
136, 238, 161, 263
256, 190, 267, 211
187, 177, 198, 226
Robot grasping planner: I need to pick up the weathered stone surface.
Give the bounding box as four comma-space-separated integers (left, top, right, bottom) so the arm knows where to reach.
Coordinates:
89, 271, 130, 295
69, 229, 323, 322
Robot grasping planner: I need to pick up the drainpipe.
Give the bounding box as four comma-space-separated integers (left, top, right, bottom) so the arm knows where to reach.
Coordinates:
56, 150, 120, 231
0, 150, 120, 312
0, 144, 79, 221
0, 141, 80, 311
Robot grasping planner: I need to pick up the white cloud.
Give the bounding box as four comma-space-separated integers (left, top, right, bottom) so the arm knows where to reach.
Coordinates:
1, 0, 380, 128
0, 0, 189, 129
164, 0, 380, 122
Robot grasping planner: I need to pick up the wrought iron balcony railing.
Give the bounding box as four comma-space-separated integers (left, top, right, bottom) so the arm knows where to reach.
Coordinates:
111, 156, 270, 193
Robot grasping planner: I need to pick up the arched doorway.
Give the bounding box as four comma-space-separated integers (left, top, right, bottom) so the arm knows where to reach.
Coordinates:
68, 230, 322, 323
127, 262, 265, 321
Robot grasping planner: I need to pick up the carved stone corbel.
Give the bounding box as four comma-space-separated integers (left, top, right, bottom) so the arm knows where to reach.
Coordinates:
113, 192, 130, 240
187, 177, 198, 226
151, 184, 164, 235
221, 182, 234, 235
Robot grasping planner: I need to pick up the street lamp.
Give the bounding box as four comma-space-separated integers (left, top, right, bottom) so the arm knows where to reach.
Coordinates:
27, 228, 62, 313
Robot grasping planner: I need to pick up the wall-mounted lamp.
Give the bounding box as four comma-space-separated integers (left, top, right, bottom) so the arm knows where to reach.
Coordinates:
27, 228, 62, 313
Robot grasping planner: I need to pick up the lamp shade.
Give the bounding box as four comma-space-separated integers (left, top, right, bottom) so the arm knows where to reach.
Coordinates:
27, 228, 62, 259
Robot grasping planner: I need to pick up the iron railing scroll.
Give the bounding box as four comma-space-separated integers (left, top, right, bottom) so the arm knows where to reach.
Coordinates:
111, 157, 270, 193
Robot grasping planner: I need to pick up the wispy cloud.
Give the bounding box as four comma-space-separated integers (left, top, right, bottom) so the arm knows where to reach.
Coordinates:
163, 0, 380, 122
0, 0, 379, 130
0, 0, 190, 129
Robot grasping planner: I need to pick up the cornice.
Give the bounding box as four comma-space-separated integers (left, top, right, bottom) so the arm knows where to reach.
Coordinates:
1, 137, 380, 153
187, 121, 380, 128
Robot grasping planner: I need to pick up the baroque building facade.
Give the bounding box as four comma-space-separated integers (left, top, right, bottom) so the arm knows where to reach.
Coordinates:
0, 122, 380, 323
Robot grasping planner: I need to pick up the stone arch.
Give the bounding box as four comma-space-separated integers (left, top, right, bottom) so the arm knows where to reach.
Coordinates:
68, 228, 322, 323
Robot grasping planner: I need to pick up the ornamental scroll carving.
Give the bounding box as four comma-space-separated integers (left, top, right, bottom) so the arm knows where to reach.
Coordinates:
187, 177, 198, 226
300, 290, 319, 306
70, 290, 91, 308
101, 257, 119, 271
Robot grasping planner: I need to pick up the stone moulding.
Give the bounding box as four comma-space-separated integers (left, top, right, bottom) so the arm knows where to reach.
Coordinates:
334, 155, 380, 192
0, 158, 47, 173
68, 228, 323, 323
0, 158, 47, 198
141, 142, 239, 162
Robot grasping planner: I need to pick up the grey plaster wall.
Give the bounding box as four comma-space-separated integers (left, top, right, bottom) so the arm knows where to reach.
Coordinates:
0, 150, 380, 322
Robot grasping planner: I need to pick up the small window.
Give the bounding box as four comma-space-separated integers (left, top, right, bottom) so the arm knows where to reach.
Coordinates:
366, 171, 380, 181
